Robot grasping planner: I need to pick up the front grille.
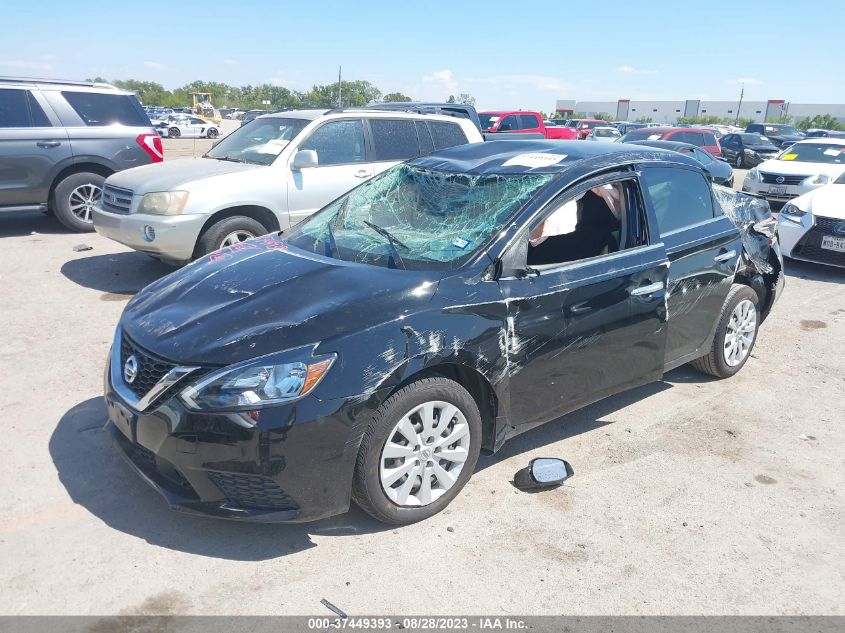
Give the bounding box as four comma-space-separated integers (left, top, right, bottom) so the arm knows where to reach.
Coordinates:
208, 472, 299, 511
101, 185, 133, 214
760, 172, 807, 186
119, 334, 177, 400
815, 215, 845, 234
791, 226, 845, 267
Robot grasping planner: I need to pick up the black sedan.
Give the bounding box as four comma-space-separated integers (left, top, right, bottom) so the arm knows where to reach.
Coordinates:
105, 141, 782, 525
625, 139, 734, 186
720, 133, 780, 168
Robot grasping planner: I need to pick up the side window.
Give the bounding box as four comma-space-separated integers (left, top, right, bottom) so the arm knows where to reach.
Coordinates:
61, 92, 148, 126
27, 92, 51, 127
415, 120, 435, 155
703, 133, 717, 147
519, 114, 540, 130
428, 121, 468, 150
190, 118, 205, 125
690, 132, 707, 147
525, 179, 646, 267
370, 119, 421, 161
722, 135, 735, 147
670, 131, 691, 144
299, 119, 365, 166
640, 167, 715, 235
693, 148, 714, 164
498, 115, 519, 131
0, 89, 32, 127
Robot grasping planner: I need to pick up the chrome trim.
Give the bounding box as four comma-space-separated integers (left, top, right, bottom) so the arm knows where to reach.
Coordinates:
714, 250, 737, 262
110, 327, 200, 412
630, 281, 664, 296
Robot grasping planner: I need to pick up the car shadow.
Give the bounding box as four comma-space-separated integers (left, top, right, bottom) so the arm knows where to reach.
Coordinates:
50, 397, 392, 561
60, 251, 175, 296
476, 378, 673, 470
784, 258, 843, 283
0, 210, 69, 237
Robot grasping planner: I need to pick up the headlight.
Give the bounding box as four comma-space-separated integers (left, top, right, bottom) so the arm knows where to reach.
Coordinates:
802, 174, 831, 186
779, 203, 807, 224
139, 191, 189, 215
744, 148, 755, 155
179, 348, 336, 411
747, 167, 760, 182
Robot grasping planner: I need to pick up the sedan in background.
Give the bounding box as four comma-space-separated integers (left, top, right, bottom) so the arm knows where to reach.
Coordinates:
720, 133, 780, 168
626, 139, 734, 187
584, 126, 622, 142
157, 117, 221, 139
777, 172, 845, 268
619, 127, 722, 157
742, 138, 845, 205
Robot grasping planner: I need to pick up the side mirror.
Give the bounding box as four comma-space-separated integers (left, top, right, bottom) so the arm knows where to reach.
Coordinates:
513, 458, 574, 491
292, 149, 318, 170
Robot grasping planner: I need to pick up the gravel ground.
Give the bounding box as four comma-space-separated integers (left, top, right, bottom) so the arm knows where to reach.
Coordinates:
0, 147, 842, 616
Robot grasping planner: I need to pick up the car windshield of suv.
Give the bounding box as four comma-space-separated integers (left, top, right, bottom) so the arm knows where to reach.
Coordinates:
777, 143, 845, 164
204, 117, 309, 165
766, 125, 800, 136
478, 114, 500, 129
285, 163, 553, 270
595, 128, 620, 137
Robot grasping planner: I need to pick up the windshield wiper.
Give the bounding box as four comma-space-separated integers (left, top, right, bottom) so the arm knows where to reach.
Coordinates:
207, 155, 247, 163
362, 220, 408, 269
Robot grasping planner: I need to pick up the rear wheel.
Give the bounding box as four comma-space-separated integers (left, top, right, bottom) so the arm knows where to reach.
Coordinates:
207, 128, 219, 139
691, 284, 760, 378
168, 127, 181, 138
352, 375, 482, 525
52, 172, 105, 232
195, 215, 267, 258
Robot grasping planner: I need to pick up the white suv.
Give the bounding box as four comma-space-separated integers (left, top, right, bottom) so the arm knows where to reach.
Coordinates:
92, 109, 482, 264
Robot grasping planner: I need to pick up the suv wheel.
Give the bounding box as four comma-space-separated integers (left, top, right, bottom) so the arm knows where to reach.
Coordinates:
734, 153, 744, 168
691, 284, 760, 379
352, 375, 482, 525
53, 172, 105, 232
195, 215, 267, 258
207, 128, 219, 139
168, 127, 181, 138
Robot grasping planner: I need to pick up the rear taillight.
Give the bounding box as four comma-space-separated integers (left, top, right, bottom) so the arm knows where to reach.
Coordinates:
136, 133, 164, 163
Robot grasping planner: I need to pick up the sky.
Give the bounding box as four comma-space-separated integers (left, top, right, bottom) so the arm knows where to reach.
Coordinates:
1, 0, 843, 111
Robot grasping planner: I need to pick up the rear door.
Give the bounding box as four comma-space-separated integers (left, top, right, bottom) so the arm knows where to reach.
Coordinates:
497, 171, 669, 427
0, 87, 71, 207
286, 118, 370, 225
638, 165, 742, 366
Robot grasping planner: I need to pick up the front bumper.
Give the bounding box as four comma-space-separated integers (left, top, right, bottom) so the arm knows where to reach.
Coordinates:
778, 215, 845, 268
92, 206, 208, 264
742, 179, 813, 205
105, 357, 379, 523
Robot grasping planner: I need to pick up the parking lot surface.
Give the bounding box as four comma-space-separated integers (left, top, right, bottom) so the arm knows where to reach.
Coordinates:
0, 153, 842, 616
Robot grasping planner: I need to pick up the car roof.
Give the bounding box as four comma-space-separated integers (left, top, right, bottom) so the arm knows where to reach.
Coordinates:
411, 139, 700, 175
0, 76, 133, 95
256, 109, 478, 125
627, 139, 698, 151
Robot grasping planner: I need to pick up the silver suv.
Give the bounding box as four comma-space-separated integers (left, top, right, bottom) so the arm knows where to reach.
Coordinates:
0, 77, 162, 231
92, 108, 482, 264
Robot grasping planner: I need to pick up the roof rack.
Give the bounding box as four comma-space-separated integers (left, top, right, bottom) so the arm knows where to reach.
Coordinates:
326, 105, 468, 121
0, 76, 117, 89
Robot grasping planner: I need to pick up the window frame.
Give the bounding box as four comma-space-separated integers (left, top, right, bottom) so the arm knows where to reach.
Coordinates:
637, 164, 718, 237
366, 117, 423, 163
0, 88, 34, 128
295, 117, 367, 167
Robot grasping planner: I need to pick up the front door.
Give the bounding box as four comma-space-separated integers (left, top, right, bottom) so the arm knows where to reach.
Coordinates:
286, 118, 372, 226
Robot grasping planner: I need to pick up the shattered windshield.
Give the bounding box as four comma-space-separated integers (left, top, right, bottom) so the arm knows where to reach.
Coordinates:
285, 163, 553, 270
204, 117, 308, 165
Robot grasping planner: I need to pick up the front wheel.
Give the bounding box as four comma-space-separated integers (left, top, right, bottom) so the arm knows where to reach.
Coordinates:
194, 215, 267, 258
691, 284, 760, 378
52, 171, 105, 232
207, 128, 219, 139
168, 127, 181, 138
352, 376, 482, 525
734, 153, 744, 168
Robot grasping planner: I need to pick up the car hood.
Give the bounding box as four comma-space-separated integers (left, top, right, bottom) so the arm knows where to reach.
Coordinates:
105, 158, 261, 193
793, 183, 845, 219
756, 158, 845, 177
120, 236, 441, 366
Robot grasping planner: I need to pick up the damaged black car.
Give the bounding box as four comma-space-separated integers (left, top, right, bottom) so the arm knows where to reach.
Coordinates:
105, 140, 783, 525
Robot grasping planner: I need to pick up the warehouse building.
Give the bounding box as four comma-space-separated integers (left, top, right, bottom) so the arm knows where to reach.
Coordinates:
555, 99, 845, 125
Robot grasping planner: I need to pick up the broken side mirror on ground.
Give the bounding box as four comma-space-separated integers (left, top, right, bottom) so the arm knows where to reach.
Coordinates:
513, 458, 574, 491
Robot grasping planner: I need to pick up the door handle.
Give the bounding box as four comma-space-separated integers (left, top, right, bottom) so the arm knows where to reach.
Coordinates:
354, 170, 370, 178
630, 281, 664, 296
37, 141, 61, 149
714, 250, 737, 263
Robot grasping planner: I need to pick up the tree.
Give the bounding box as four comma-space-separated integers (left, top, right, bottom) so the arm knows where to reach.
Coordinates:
634, 116, 653, 123
797, 114, 842, 131
382, 92, 412, 102
766, 115, 793, 124
446, 93, 476, 106
735, 117, 754, 129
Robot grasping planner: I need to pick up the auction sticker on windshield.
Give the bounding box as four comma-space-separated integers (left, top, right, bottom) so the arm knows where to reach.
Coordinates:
502, 153, 566, 168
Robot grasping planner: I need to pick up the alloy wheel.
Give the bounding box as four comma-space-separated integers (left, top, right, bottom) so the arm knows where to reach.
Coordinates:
723, 299, 756, 367
219, 230, 255, 247
735, 154, 743, 168
379, 400, 471, 507
68, 183, 102, 223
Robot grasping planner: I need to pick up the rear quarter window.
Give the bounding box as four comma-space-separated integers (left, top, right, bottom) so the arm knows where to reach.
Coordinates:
370, 119, 421, 161
640, 167, 715, 235
519, 114, 540, 129
0, 88, 50, 127
61, 91, 149, 127
428, 121, 468, 150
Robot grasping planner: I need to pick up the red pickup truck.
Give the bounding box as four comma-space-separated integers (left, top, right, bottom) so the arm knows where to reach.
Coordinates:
479, 110, 576, 139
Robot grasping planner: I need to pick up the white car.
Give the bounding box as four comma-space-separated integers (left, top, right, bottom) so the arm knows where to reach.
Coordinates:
777, 173, 845, 268
585, 126, 622, 142
742, 138, 845, 205
157, 116, 221, 139
93, 109, 483, 264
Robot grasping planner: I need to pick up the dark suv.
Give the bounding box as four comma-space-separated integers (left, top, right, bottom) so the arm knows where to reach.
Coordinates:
0, 77, 163, 231
744, 123, 804, 149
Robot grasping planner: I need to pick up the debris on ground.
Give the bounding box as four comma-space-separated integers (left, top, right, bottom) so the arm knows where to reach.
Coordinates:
73, 244, 93, 252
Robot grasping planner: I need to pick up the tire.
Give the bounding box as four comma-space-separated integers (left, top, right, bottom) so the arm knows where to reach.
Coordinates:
207, 128, 219, 139
734, 153, 744, 168
352, 375, 482, 525
691, 284, 760, 379
195, 215, 267, 258
168, 127, 181, 138
52, 171, 105, 232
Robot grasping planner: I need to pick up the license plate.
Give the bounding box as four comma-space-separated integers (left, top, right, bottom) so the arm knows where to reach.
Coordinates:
821, 235, 845, 253
109, 398, 136, 441
768, 185, 787, 195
